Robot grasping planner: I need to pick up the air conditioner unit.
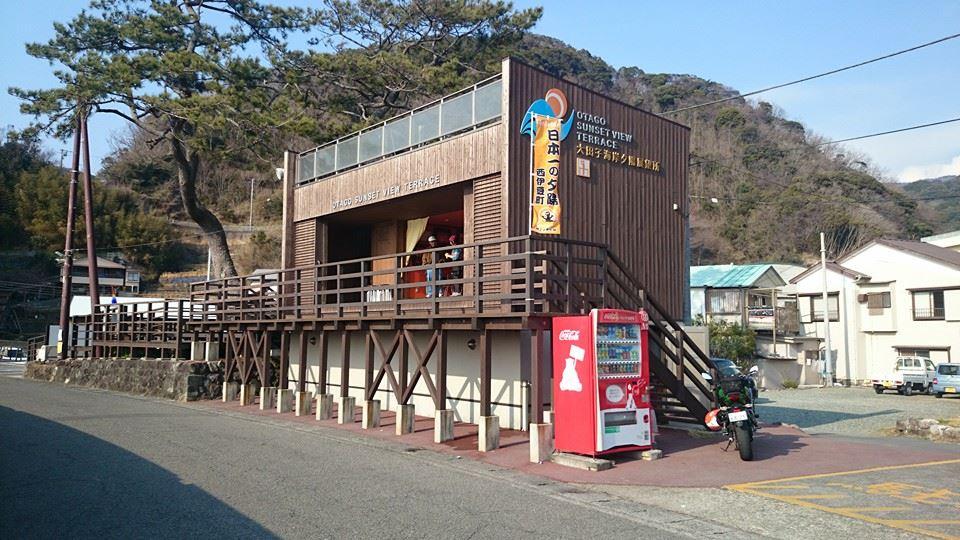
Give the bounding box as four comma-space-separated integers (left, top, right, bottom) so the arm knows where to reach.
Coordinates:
857, 294, 868, 303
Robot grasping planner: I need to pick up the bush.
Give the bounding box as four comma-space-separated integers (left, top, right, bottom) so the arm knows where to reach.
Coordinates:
781, 379, 799, 389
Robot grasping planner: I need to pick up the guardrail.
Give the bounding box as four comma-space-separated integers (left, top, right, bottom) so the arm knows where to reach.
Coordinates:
296, 75, 502, 186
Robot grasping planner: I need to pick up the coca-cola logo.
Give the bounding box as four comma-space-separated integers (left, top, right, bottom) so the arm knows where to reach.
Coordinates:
558, 329, 580, 341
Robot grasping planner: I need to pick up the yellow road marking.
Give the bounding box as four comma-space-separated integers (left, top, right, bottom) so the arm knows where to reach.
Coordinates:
790, 494, 845, 500
831, 507, 911, 513
744, 484, 810, 490
726, 489, 958, 539
727, 459, 960, 489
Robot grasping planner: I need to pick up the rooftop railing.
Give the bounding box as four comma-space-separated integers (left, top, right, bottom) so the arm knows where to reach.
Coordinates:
296, 75, 502, 186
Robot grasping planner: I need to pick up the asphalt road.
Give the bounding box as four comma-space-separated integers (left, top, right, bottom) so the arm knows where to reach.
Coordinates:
0, 377, 748, 539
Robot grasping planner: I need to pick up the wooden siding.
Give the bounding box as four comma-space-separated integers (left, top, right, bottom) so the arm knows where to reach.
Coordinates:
504, 59, 690, 319
294, 124, 502, 222
473, 174, 504, 297
294, 219, 317, 304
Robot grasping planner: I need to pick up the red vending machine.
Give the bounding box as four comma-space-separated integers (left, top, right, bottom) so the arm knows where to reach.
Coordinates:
552, 308, 653, 457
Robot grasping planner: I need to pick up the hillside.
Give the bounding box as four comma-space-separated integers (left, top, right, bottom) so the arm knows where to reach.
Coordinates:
92, 32, 935, 268
895, 175, 960, 234
515, 35, 933, 265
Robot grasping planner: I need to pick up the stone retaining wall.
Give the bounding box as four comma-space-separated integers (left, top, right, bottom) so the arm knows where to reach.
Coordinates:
25, 358, 213, 401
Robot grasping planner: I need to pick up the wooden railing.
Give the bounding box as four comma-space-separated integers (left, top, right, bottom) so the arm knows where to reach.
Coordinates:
188, 236, 613, 325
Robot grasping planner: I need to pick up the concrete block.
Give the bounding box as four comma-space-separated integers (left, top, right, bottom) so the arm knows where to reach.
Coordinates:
478, 415, 500, 452
396, 404, 415, 436
435, 409, 454, 443
277, 389, 294, 413
315, 394, 334, 420
529, 423, 554, 463
259, 387, 277, 411
362, 400, 381, 429
189, 341, 205, 361
222, 382, 239, 402
543, 410, 554, 424
551, 452, 613, 471
337, 396, 356, 424
295, 391, 311, 417
642, 449, 663, 461
239, 383, 256, 406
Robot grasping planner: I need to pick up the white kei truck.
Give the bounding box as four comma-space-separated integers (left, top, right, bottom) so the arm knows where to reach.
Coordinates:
871, 356, 937, 396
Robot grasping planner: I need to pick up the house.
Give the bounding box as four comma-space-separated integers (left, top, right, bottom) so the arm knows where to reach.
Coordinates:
689, 263, 800, 331
922, 229, 960, 253
791, 239, 960, 385
65, 256, 141, 296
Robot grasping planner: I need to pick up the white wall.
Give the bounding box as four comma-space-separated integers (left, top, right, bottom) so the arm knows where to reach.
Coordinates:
287, 330, 527, 430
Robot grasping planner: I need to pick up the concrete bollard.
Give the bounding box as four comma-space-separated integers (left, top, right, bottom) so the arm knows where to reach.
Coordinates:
222, 382, 240, 402
362, 400, 381, 429
479, 415, 500, 452
337, 396, 356, 424
396, 404, 415, 436
315, 394, 334, 420
529, 423, 554, 463
259, 387, 277, 411
295, 391, 311, 416
239, 383, 256, 406
435, 409, 455, 443
276, 389, 294, 413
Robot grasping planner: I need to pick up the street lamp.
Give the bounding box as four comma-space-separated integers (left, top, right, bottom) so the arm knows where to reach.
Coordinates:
248, 178, 256, 230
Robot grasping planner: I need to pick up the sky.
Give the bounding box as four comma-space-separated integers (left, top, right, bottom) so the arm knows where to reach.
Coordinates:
1, 1, 958, 182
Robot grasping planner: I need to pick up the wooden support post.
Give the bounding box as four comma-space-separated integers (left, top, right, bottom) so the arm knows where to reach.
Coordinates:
398, 330, 408, 397
364, 331, 374, 400
436, 329, 447, 411
174, 300, 184, 359
340, 330, 350, 398
261, 332, 273, 388
531, 328, 544, 425
318, 330, 328, 395
479, 329, 491, 417
298, 330, 308, 392
279, 331, 290, 389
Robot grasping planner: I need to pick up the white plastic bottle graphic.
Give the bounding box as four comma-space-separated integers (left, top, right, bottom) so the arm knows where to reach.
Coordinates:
559, 344, 585, 392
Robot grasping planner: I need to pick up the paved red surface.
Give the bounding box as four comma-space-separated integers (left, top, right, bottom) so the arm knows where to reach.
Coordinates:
198, 398, 958, 488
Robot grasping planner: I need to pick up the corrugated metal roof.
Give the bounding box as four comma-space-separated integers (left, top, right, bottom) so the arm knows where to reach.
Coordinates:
690, 264, 779, 288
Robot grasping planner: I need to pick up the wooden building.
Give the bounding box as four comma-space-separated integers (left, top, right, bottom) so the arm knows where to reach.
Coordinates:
67, 58, 715, 454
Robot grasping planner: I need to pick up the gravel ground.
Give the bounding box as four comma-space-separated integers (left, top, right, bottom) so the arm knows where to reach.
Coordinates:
756, 386, 960, 436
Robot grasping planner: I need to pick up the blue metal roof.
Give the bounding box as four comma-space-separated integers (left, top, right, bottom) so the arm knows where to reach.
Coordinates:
689, 264, 777, 288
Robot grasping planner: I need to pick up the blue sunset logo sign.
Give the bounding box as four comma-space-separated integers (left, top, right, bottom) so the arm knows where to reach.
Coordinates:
520, 87, 575, 140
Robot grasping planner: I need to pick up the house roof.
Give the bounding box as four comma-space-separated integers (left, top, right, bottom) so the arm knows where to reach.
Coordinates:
690, 264, 786, 288
921, 229, 960, 246
789, 262, 869, 284
871, 238, 960, 271
73, 256, 127, 269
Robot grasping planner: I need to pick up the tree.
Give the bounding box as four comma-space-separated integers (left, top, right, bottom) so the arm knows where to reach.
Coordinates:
296, 0, 541, 135
705, 319, 756, 367
11, 0, 316, 278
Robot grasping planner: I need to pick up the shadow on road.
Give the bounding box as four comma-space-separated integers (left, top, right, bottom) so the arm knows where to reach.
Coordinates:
0, 405, 276, 539
756, 404, 900, 429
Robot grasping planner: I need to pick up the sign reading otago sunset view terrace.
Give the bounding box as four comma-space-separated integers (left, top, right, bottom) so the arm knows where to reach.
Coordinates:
331, 174, 441, 211
574, 111, 661, 172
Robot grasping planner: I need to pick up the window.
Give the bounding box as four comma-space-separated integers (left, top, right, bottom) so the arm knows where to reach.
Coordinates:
939, 364, 960, 376
897, 348, 930, 359
809, 294, 839, 322
866, 291, 891, 309
912, 290, 945, 320
707, 289, 740, 314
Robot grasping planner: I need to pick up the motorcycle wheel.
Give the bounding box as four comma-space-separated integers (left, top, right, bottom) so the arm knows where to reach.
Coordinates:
734, 423, 754, 461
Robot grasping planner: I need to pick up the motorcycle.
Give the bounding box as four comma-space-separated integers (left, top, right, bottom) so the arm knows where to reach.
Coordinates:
702, 366, 759, 461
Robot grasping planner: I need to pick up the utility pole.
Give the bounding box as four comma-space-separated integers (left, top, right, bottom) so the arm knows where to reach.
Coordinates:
820, 232, 834, 386
81, 112, 102, 357
249, 178, 256, 230
57, 115, 83, 359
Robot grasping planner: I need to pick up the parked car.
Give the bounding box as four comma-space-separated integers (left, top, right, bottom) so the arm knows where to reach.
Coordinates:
871, 356, 937, 395
933, 363, 960, 399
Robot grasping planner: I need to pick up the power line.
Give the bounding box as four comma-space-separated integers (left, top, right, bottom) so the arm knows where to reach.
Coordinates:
815, 117, 960, 146
667, 31, 960, 114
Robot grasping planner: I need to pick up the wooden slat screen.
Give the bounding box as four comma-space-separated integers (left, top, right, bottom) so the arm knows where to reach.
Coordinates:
294, 219, 317, 305
473, 175, 503, 299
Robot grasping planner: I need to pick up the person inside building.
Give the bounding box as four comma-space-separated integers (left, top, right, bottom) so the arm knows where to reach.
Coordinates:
444, 234, 462, 296
425, 234, 439, 298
